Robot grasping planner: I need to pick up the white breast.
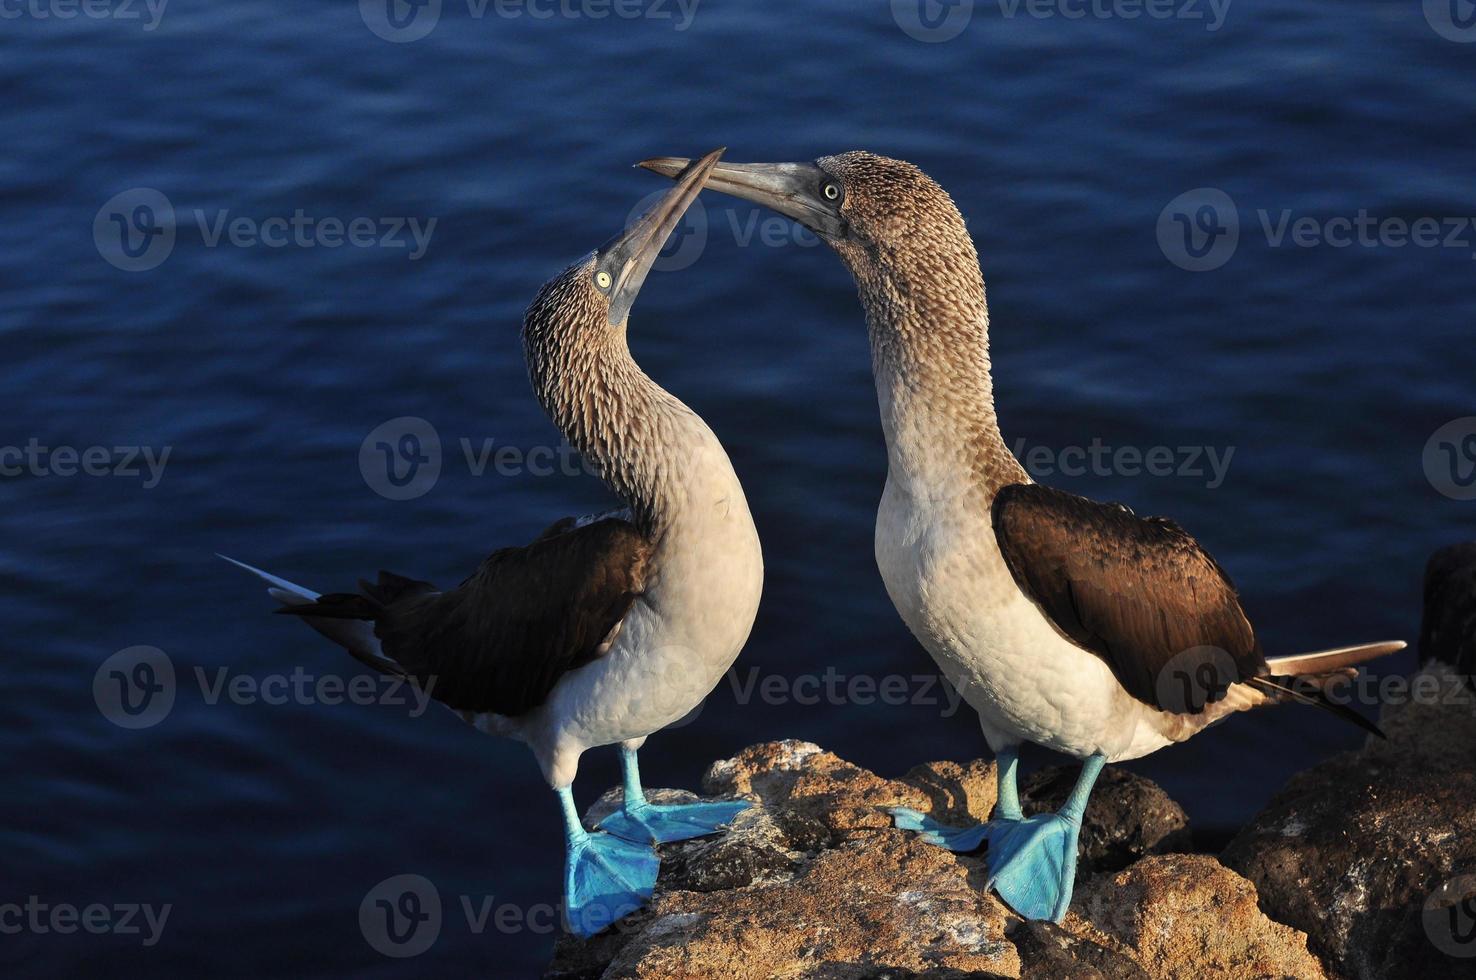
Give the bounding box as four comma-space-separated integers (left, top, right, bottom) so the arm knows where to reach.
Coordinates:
874, 475, 1176, 763
515, 435, 763, 786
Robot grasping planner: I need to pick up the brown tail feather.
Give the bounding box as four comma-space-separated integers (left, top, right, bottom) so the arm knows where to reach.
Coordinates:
1248, 675, 1386, 739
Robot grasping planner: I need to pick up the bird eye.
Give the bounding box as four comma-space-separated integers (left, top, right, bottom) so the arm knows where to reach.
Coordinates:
822, 182, 841, 202
595, 270, 613, 290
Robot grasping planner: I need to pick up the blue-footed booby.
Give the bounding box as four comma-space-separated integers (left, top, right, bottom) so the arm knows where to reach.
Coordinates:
640, 150, 1405, 923
224, 148, 762, 938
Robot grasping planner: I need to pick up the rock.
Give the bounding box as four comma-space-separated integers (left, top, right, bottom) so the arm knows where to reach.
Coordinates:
1071, 854, 1330, 979
1361, 661, 1476, 771
1419, 541, 1476, 677
598, 836, 1020, 979
700, 740, 944, 842
547, 741, 1320, 980
1223, 672, 1476, 980
1006, 921, 1147, 980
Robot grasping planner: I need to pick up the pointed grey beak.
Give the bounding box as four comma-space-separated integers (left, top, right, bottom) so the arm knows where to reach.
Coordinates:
638, 157, 848, 241
601, 147, 724, 326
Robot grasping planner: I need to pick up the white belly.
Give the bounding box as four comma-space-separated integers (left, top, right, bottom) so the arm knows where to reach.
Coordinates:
875, 477, 1174, 763
511, 455, 764, 787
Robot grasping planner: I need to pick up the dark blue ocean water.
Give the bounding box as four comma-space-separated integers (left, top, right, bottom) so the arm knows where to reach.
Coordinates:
4, 1, 1472, 975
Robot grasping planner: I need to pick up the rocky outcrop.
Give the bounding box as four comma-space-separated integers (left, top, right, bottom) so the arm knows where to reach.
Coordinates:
1222, 661, 1476, 980
1420, 541, 1476, 677
548, 545, 1476, 979
548, 742, 1320, 980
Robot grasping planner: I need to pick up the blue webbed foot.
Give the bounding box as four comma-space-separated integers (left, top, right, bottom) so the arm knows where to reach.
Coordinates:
983, 812, 1081, 923
599, 799, 750, 845
563, 831, 659, 938
890, 807, 1014, 852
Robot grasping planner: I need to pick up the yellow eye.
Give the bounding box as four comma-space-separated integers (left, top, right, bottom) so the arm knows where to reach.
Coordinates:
823, 182, 841, 201
595, 271, 612, 289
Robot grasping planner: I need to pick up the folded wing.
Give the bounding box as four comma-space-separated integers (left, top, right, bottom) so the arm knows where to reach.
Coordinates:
992, 483, 1266, 714
282, 516, 652, 717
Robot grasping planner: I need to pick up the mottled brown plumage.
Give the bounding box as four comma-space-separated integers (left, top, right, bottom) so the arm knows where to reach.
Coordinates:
817, 152, 1029, 500
522, 259, 705, 536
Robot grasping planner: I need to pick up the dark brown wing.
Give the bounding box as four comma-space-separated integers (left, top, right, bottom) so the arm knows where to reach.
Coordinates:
992, 483, 1267, 714
287, 516, 651, 717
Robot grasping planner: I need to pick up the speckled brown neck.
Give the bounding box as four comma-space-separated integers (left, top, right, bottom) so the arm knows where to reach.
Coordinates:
523, 279, 698, 536
843, 233, 1027, 504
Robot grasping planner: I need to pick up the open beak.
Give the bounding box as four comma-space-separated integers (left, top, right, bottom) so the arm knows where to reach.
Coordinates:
601, 146, 724, 326
638, 157, 848, 241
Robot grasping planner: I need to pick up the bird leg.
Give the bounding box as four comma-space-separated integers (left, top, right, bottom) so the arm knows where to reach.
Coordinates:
558, 784, 658, 938
983, 753, 1105, 923
597, 745, 750, 845
890, 744, 1025, 852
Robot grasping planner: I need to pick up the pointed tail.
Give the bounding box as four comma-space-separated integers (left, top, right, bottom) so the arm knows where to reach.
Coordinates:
1265, 640, 1407, 677
218, 554, 391, 671
1254, 640, 1408, 739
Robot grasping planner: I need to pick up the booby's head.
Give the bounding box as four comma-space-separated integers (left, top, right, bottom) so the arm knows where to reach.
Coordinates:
636, 151, 978, 299
524, 147, 724, 353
